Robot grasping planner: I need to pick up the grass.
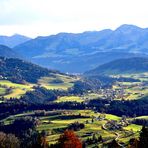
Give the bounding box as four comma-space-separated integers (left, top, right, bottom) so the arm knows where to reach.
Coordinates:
38, 74, 77, 90
136, 116, 148, 120
0, 80, 33, 88
105, 114, 121, 120
0, 74, 77, 98
82, 93, 102, 100
123, 124, 142, 132
4, 88, 26, 98
0, 80, 33, 98
112, 72, 148, 82
55, 96, 83, 103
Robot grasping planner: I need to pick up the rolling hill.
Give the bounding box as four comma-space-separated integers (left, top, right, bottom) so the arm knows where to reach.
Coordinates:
0, 45, 20, 58
13, 24, 148, 72
85, 57, 148, 75
0, 57, 59, 83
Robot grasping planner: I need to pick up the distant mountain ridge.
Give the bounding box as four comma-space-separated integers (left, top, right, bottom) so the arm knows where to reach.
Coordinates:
85, 57, 148, 75
0, 34, 31, 48
13, 24, 148, 72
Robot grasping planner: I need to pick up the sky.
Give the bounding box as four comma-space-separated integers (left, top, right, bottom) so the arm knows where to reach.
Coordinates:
0, 0, 148, 37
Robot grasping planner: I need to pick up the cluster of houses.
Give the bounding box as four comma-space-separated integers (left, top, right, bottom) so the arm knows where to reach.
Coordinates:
87, 80, 148, 101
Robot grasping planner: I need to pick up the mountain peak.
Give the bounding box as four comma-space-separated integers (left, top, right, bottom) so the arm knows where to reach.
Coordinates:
0, 34, 31, 48
11, 34, 29, 38
115, 24, 142, 32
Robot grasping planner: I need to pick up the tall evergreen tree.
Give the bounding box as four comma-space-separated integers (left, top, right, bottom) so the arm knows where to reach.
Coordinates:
139, 126, 148, 148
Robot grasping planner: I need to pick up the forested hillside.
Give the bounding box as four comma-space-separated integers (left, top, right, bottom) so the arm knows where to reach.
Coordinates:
0, 57, 59, 83
0, 45, 20, 58
86, 57, 148, 75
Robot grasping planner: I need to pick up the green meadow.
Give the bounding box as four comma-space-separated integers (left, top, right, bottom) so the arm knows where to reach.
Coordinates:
55, 96, 83, 103
0, 74, 77, 98
38, 74, 77, 90
0, 80, 34, 98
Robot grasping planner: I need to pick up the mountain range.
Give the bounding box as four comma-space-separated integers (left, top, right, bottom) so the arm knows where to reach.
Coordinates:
0, 24, 148, 73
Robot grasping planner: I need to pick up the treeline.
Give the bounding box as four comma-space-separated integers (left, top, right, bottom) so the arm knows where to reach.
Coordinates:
0, 116, 49, 148
68, 76, 114, 95
72, 75, 140, 95
0, 99, 85, 120
0, 95, 148, 121
89, 96, 148, 117
0, 132, 20, 148
132, 118, 148, 126
23, 86, 69, 104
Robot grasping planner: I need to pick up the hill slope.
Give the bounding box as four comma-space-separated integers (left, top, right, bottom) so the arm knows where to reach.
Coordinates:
0, 45, 20, 58
13, 24, 148, 72
0, 57, 59, 83
0, 34, 31, 48
85, 57, 148, 75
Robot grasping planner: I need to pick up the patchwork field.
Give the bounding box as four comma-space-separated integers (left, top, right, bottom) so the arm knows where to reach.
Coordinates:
2, 110, 143, 147
0, 74, 78, 98
0, 72, 147, 147
111, 73, 148, 100
37, 110, 142, 146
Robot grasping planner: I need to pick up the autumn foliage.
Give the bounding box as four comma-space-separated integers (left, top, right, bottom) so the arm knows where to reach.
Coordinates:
0, 132, 20, 148
57, 130, 82, 148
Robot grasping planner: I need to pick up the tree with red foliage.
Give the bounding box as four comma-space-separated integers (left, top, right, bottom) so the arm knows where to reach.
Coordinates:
57, 130, 82, 148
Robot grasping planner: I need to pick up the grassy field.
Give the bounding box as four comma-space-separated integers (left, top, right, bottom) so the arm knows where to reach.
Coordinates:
55, 96, 83, 103
135, 116, 148, 120
111, 72, 148, 82
0, 80, 34, 98
38, 74, 78, 90
0, 74, 77, 98
123, 124, 142, 132
0, 73, 79, 99
82, 93, 103, 100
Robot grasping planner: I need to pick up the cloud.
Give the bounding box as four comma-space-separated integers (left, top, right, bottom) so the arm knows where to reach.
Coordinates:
0, 0, 148, 37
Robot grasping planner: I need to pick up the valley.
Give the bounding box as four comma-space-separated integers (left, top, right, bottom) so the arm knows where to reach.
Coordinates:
0, 25, 148, 147
0, 58, 148, 147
